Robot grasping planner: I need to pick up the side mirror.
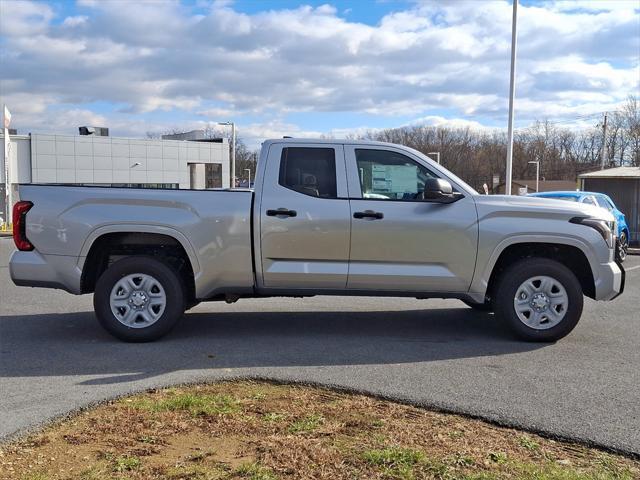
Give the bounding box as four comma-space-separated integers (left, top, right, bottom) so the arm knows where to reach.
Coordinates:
421, 178, 461, 204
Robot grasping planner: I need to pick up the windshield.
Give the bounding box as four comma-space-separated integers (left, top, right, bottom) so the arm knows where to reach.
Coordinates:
541, 195, 578, 202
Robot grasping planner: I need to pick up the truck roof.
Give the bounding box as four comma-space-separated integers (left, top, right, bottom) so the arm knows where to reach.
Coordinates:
263, 138, 399, 147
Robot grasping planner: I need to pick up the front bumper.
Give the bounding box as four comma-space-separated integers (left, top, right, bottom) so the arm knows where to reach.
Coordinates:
593, 259, 625, 301
9, 250, 82, 294
611, 259, 625, 300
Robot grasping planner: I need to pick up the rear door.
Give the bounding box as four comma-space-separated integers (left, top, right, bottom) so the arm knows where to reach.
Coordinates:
345, 145, 478, 292
259, 143, 351, 289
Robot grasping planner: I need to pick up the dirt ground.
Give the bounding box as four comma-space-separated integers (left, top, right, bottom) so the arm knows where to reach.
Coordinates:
1, 381, 638, 480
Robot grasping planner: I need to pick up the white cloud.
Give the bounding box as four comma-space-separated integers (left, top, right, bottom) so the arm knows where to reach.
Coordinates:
0, 0, 637, 141
62, 15, 88, 27
0, 0, 53, 36
407, 115, 491, 131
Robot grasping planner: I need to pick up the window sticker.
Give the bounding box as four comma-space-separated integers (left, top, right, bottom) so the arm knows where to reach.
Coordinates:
371, 164, 418, 196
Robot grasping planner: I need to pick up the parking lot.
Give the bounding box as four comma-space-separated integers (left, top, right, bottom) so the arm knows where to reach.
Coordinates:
1, 237, 639, 455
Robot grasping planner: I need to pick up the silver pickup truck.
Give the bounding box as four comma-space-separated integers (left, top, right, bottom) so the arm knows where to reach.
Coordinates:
10, 138, 624, 342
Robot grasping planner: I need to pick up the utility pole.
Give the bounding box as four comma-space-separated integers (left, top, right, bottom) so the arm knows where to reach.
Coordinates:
600, 113, 608, 170
528, 160, 539, 192
505, 0, 518, 195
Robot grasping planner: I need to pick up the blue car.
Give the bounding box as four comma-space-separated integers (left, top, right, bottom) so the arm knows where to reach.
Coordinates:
529, 191, 629, 261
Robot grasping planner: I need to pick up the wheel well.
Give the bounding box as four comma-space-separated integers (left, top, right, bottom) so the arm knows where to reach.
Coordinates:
81, 232, 196, 303
487, 243, 595, 299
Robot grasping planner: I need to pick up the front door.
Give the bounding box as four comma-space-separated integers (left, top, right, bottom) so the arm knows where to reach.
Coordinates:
259, 143, 351, 289
345, 145, 478, 292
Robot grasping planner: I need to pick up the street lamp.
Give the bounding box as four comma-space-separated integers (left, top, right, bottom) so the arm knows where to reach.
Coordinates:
505, 0, 519, 195
427, 152, 441, 164
244, 168, 251, 187
218, 121, 236, 188
528, 160, 539, 192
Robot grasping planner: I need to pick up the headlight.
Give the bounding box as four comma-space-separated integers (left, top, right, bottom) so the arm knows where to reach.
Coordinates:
570, 216, 614, 248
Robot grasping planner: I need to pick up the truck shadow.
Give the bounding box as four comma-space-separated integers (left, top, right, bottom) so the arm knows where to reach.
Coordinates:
0, 307, 546, 384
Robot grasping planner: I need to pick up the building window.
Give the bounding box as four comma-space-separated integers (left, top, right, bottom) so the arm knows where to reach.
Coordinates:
205, 164, 222, 188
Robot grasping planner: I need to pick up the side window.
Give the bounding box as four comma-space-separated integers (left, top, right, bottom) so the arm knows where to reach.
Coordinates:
278, 147, 337, 198
355, 149, 436, 200
595, 196, 613, 211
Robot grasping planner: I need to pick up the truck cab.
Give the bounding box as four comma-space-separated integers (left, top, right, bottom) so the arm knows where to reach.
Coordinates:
255, 140, 478, 293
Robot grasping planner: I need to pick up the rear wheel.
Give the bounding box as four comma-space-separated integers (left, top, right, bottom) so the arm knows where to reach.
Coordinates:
617, 231, 628, 262
94, 256, 186, 342
493, 258, 583, 342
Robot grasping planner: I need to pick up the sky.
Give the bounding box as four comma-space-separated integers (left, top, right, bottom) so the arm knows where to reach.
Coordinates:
0, 0, 639, 148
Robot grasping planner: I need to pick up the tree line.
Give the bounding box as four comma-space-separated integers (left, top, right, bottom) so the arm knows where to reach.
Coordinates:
356, 95, 639, 191
151, 95, 639, 191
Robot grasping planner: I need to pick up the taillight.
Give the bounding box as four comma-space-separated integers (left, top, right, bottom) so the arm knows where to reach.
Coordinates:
12, 201, 34, 251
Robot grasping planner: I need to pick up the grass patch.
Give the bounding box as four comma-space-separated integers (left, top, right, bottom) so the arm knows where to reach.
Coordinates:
447, 452, 475, 467
2, 381, 638, 480
262, 412, 286, 423
513, 459, 636, 480
488, 451, 508, 464
287, 413, 324, 433
236, 462, 278, 480
519, 434, 541, 452
20, 474, 50, 480
131, 392, 239, 416
363, 446, 426, 479
112, 454, 141, 472
137, 434, 160, 444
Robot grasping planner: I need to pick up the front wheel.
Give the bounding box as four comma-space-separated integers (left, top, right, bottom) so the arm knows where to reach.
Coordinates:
617, 231, 628, 262
493, 258, 583, 342
94, 256, 186, 342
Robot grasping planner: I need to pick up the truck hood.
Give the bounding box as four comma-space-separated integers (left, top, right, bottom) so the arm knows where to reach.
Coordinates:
474, 194, 615, 223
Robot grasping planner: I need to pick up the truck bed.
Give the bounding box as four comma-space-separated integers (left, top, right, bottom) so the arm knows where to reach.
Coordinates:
13, 184, 255, 298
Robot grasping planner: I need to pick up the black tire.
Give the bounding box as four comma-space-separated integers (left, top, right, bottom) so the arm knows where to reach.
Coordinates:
462, 299, 493, 312
617, 231, 628, 263
493, 258, 583, 342
94, 256, 186, 342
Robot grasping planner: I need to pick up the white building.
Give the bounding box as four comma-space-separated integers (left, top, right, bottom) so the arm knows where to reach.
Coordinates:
1, 132, 230, 224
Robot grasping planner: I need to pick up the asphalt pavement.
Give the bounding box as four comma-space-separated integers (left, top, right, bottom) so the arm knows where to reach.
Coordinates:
1, 237, 639, 455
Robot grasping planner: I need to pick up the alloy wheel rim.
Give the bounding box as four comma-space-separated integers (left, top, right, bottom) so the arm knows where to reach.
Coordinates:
619, 233, 628, 261
513, 275, 568, 330
109, 273, 166, 328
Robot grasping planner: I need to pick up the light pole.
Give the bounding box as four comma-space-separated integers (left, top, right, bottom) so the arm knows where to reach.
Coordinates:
244, 168, 251, 187
528, 160, 539, 192
3, 105, 12, 227
600, 112, 608, 170
218, 121, 235, 188
505, 0, 518, 195
427, 152, 441, 164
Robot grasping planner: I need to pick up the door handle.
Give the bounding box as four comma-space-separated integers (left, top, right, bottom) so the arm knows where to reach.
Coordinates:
266, 208, 297, 217
353, 210, 384, 220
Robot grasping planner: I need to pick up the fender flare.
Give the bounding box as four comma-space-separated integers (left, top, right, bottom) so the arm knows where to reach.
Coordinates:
77, 224, 201, 276
472, 234, 598, 295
